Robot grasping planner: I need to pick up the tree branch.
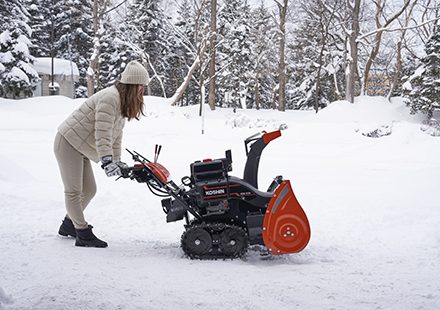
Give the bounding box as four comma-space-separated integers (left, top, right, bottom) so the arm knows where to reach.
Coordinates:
357, 16, 440, 41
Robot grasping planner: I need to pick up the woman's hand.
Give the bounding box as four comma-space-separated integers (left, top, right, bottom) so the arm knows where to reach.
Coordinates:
101, 156, 127, 177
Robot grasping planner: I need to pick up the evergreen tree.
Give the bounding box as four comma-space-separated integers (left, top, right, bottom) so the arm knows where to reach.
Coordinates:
287, 0, 345, 110
172, 0, 200, 105
161, 22, 188, 98
248, 1, 277, 109
55, 0, 94, 97
98, 16, 137, 88
166, 0, 210, 106
27, 0, 51, 57
217, 0, 253, 108
404, 24, 440, 119
0, 0, 39, 98
127, 0, 168, 96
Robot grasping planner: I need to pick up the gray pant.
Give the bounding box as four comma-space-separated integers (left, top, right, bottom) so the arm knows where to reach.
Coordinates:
54, 132, 96, 229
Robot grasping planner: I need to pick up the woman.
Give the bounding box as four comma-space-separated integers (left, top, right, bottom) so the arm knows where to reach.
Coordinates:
54, 60, 148, 248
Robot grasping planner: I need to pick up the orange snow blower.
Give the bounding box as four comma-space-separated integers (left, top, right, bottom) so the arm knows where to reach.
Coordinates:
120, 129, 311, 259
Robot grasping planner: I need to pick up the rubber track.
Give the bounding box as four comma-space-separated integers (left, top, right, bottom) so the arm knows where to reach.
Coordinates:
181, 223, 248, 260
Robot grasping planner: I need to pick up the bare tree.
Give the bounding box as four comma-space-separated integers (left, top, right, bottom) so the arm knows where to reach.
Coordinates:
313, 0, 339, 113
345, 0, 361, 103
361, 0, 411, 95
87, 0, 103, 96
388, 0, 418, 100
168, 0, 211, 106
402, 0, 440, 56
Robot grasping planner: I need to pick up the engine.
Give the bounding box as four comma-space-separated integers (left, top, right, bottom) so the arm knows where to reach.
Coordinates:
189, 156, 232, 216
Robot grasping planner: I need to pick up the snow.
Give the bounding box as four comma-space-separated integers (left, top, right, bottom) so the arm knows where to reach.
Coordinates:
0, 30, 11, 46
7, 66, 29, 83
48, 82, 60, 88
412, 65, 426, 80
13, 41, 30, 56
0, 51, 14, 64
16, 34, 32, 46
0, 95, 439, 309
402, 80, 412, 91
32, 57, 80, 77
18, 61, 38, 79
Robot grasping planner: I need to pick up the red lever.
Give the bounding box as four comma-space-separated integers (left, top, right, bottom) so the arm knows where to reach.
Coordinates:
263, 130, 281, 144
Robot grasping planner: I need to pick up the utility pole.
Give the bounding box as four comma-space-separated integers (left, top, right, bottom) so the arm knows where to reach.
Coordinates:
49, 0, 56, 95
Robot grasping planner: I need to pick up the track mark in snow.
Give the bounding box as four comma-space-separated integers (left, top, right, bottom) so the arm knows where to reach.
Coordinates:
0, 287, 14, 308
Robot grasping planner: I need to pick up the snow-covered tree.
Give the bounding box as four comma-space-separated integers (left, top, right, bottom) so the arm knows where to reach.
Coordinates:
217, 0, 253, 109
126, 0, 168, 96
287, 0, 345, 110
248, 0, 277, 109
167, 0, 212, 107
27, 0, 51, 57
56, 0, 94, 97
404, 24, 440, 119
166, 0, 198, 105
99, 19, 137, 89
0, 0, 39, 98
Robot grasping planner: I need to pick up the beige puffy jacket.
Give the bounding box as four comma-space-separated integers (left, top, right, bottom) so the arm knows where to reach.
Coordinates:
58, 86, 126, 163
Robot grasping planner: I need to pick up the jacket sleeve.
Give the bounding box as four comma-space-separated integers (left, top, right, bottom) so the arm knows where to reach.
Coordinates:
95, 95, 117, 160
113, 130, 123, 161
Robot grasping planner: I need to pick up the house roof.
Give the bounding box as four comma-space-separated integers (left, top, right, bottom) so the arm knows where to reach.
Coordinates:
33, 57, 80, 77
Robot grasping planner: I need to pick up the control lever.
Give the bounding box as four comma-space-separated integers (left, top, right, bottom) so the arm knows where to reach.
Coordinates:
267, 175, 283, 192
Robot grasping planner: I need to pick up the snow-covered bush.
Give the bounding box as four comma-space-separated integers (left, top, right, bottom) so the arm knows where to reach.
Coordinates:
359, 124, 393, 138
225, 112, 286, 130
420, 118, 440, 137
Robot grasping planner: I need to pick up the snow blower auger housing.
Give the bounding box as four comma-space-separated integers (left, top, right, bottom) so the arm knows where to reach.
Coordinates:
120, 129, 311, 259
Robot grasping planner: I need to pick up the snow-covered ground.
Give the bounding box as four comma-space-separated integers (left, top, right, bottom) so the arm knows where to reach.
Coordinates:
0, 95, 439, 310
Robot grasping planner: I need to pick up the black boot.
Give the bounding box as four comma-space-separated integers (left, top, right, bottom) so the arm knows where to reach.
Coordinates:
58, 217, 76, 237
75, 227, 108, 248
58, 217, 93, 238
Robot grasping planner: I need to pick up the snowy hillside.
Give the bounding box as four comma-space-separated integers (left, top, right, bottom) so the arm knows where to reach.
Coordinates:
0, 96, 439, 310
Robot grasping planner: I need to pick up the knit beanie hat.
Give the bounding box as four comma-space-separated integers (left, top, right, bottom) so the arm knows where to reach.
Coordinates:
120, 61, 149, 85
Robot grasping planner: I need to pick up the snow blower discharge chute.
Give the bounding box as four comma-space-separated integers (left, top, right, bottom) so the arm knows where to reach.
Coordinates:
119, 129, 311, 259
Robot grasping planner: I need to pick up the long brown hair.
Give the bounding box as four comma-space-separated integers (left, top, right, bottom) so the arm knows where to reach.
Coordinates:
115, 81, 145, 121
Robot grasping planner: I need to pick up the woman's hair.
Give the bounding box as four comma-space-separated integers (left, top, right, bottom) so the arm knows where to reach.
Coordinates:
115, 81, 145, 121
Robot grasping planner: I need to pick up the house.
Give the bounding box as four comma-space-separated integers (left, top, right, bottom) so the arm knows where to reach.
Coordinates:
32, 57, 79, 98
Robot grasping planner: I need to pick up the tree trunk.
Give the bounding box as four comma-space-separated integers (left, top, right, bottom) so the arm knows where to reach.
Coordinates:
208, 0, 217, 111
255, 70, 260, 110
272, 83, 279, 109
168, 41, 209, 106
277, 0, 288, 111
387, 41, 402, 100
87, 0, 100, 96
315, 26, 325, 112
345, 0, 361, 103
387, 1, 416, 100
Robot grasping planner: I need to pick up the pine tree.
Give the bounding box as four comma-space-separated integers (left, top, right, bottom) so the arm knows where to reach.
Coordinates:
99, 16, 138, 89
287, 0, 345, 110
404, 25, 440, 119
217, 0, 253, 108
27, 0, 51, 57
168, 0, 207, 106
0, 0, 39, 98
249, 1, 277, 109
127, 0, 168, 96
161, 21, 188, 98
56, 0, 94, 97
